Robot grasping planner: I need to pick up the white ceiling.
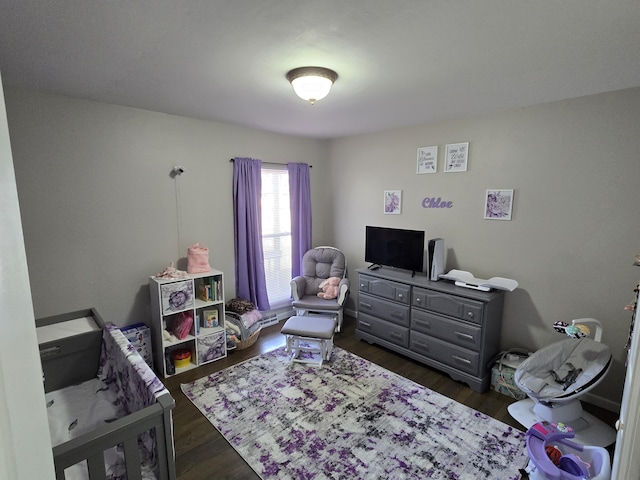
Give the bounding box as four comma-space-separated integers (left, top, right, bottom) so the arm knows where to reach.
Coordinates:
1, 1, 639, 139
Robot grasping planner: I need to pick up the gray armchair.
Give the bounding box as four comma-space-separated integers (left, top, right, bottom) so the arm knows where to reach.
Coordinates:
290, 246, 350, 332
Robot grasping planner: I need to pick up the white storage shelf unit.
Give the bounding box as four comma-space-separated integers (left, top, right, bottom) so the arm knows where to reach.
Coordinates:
149, 269, 227, 377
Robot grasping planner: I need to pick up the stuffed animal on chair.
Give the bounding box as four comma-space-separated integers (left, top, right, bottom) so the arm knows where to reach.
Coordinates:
317, 277, 341, 300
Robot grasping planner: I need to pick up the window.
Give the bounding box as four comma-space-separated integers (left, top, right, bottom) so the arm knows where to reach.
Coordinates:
261, 166, 292, 307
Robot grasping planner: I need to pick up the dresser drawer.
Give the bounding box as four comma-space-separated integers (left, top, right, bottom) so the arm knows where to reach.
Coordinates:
409, 331, 479, 376
359, 292, 410, 327
413, 288, 484, 324
359, 274, 410, 304
411, 310, 482, 351
358, 312, 409, 348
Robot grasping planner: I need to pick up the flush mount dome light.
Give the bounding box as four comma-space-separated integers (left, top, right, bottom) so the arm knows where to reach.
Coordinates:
286, 66, 338, 105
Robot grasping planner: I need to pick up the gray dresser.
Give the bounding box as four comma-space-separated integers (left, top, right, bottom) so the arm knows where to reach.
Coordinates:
355, 267, 505, 392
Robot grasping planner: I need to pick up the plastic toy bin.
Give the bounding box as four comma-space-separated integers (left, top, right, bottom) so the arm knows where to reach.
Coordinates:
525, 421, 611, 480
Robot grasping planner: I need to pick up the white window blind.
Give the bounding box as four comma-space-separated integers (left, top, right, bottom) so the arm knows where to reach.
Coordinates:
261, 166, 292, 306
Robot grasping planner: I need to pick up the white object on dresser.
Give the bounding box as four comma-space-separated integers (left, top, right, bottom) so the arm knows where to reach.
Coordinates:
440, 269, 518, 292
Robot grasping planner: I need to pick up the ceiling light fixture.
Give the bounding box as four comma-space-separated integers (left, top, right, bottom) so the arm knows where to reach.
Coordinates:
286, 66, 338, 105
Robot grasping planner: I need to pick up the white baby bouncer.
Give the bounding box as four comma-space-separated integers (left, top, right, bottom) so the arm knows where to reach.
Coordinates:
508, 318, 617, 447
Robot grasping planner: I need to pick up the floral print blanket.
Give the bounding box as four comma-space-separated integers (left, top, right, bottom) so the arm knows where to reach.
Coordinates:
98, 324, 169, 464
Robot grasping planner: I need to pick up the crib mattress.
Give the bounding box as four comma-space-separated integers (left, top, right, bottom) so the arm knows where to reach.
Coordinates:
46, 377, 118, 447
46, 378, 157, 480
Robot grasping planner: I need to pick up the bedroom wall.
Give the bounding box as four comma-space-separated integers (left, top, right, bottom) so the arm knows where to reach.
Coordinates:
5, 85, 639, 410
4, 87, 331, 326
328, 87, 640, 408
0, 74, 54, 479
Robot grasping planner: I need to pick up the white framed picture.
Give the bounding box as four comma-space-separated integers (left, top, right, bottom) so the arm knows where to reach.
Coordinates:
444, 142, 469, 172
417, 146, 438, 174
384, 190, 402, 214
484, 189, 514, 220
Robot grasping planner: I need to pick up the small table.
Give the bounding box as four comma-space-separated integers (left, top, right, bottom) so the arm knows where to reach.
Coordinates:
281, 315, 337, 367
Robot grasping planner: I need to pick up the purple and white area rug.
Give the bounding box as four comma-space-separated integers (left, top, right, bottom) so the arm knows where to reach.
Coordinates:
181, 347, 527, 479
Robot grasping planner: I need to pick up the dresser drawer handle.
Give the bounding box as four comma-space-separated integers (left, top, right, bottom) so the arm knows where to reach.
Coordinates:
360, 321, 371, 328
390, 331, 403, 340
455, 331, 474, 340
40, 346, 62, 357
413, 341, 429, 350
467, 312, 475, 318
416, 319, 430, 329
391, 311, 404, 319
397, 293, 404, 299
452, 355, 472, 365
415, 297, 422, 303
360, 302, 372, 309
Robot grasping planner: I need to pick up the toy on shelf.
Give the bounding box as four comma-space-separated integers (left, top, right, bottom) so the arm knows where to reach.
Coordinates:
155, 262, 187, 279
524, 421, 611, 480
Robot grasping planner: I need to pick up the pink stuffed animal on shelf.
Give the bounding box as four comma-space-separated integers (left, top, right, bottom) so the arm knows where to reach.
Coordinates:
317, 277, 341, 300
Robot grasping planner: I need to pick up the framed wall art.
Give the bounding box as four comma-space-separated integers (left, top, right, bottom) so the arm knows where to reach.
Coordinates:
484, 189, 514, 220
417, 146, 438, 174
444, 142, 469, 172
384, 190, 402, 214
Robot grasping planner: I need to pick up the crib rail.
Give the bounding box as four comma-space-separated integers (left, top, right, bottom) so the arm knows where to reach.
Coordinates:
52, 393, 176, 480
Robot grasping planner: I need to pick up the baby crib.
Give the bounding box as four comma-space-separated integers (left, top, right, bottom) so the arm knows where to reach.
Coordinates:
37, 310, 176, 480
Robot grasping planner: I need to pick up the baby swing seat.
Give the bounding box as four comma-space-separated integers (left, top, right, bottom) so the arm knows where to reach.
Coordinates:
508, 319, 616, 447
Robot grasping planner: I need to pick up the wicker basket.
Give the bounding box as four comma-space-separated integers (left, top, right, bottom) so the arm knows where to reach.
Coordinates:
235, 327, 261, 350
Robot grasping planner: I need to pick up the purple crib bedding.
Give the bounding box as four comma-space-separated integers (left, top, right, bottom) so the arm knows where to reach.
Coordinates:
99, 323, 168, 412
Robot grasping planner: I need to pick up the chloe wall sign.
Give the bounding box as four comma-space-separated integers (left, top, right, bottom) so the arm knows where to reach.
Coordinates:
422, 196, 453, 209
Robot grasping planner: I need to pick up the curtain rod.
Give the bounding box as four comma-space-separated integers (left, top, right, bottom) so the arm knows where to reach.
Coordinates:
229, 159, 312, 168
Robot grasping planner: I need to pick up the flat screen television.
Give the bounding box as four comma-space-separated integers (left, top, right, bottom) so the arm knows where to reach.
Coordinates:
365, 226, 425, 273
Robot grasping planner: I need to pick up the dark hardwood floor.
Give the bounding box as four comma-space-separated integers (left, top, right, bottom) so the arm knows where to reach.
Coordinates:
163, 315, 618, 480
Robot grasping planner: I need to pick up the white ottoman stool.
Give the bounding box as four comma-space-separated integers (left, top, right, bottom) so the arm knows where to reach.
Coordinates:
281, 315, 337, 367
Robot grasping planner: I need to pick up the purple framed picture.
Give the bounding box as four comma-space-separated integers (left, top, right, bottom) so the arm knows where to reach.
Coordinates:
484, 189, 514, 220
